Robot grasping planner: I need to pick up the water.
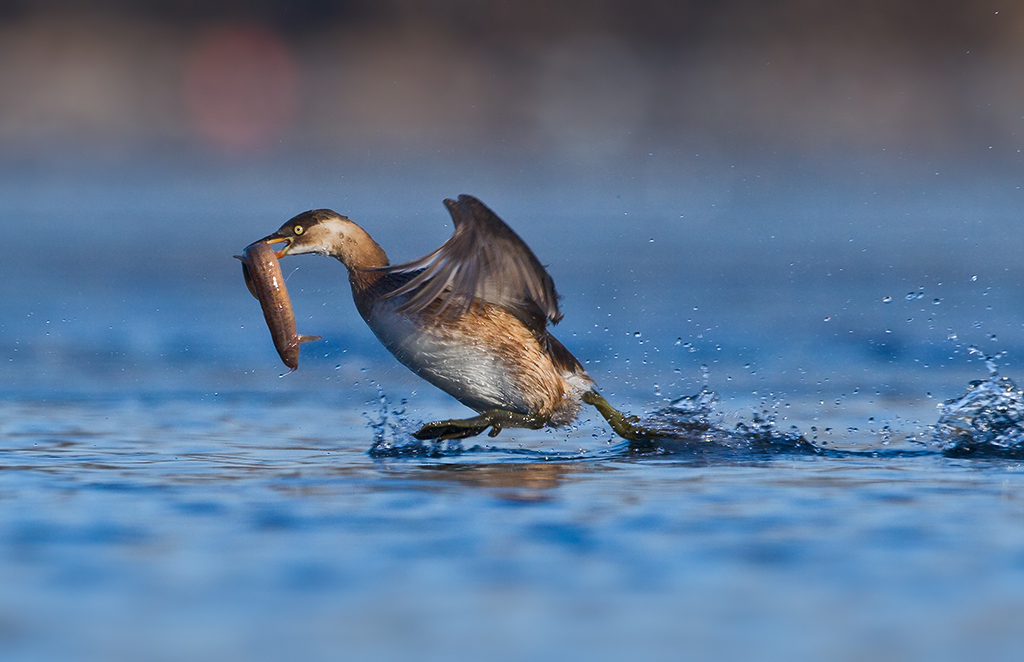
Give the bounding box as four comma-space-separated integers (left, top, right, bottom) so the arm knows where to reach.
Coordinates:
4, 163, 1024, 660
933, 370, 1024, 458
5, 395, 1024, 662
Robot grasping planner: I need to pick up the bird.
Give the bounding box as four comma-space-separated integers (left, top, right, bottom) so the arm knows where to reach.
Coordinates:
254, 194, 653, 442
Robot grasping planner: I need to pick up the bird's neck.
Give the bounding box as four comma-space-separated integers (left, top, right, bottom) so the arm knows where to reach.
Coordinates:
339, 234, 389, 293
340, 239, 388, 271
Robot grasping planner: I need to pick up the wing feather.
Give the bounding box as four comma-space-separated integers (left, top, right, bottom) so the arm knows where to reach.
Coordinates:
376, 195, 562, 328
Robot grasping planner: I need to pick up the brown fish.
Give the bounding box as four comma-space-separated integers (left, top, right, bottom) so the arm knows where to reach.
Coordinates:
236, 240, 321, 371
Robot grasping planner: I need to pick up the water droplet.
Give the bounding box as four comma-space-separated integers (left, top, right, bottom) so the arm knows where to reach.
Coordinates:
932, 298, 941, 305
905, 292, 916, 301
633, 331, 642, 338
674, 337, 682, 345
971, 275, 978, 281
882, 295, 892, 303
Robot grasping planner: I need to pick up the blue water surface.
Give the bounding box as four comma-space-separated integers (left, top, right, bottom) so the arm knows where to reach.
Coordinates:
3, 160, 1024, 660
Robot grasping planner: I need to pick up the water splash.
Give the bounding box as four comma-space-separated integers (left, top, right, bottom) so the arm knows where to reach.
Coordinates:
964, 345, 1005, 377
932, 371, 1024, 457
366, 387, 466, 458
363, 385, 821, 460
632, 389, 820, 456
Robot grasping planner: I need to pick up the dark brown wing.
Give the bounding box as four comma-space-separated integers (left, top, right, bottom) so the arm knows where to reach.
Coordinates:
377, 194, 562, 327
542, 333, 586, 377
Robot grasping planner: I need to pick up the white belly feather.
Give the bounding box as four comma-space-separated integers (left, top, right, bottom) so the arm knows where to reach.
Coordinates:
363, 300, 534, 414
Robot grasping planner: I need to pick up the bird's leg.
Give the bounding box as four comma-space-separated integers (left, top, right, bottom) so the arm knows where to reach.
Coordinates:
583, 390, 662, 441
413, 410, 548, 441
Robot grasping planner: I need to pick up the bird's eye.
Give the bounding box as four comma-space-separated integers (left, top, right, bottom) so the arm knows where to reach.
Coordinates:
293, 225, 304, 235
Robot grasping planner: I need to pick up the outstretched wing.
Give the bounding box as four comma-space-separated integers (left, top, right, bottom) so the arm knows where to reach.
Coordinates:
377, 194, 562, 327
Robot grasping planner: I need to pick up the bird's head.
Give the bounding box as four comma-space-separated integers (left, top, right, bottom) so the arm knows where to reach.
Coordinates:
254, 209, 388, 270
256, 209, 349, 258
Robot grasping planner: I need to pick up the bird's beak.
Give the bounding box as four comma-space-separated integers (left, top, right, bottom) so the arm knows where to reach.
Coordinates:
253, 232, 292, 258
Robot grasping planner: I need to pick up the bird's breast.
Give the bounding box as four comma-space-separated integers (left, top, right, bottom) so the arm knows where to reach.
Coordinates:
361, 298, 566, 416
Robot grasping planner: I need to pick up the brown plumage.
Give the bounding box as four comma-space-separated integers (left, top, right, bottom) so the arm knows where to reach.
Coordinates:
381, 195, 562, 328
245, 194, 649, 441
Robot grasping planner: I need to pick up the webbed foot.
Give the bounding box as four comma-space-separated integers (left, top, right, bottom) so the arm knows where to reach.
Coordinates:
412, 420, 490, 441
413, 410, 547, 441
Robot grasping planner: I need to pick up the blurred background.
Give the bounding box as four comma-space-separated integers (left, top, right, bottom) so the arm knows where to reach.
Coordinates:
2, 0, 1022, 163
